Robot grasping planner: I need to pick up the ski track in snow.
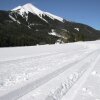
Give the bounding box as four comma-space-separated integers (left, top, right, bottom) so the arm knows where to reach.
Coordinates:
19, 49, 99, 100
0, 41, 100, 100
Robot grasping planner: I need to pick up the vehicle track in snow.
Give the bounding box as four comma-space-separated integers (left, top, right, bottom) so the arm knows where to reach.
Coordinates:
61, 50, 100, 100
0, 47, 87, 89
46, 50, 100, 100
0, 49, 98, 100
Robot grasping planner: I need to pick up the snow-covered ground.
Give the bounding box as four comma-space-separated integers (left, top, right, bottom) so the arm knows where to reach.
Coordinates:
0, 40, 100, 100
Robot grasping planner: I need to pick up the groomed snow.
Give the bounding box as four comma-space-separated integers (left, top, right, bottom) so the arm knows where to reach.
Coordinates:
0, 40, 100, 100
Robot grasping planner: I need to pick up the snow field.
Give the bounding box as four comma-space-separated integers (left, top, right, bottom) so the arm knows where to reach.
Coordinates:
0, 40, 100, 100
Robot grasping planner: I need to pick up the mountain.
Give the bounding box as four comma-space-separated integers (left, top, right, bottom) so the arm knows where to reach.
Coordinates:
0, 3, 100, 47
12, 3, 63, 22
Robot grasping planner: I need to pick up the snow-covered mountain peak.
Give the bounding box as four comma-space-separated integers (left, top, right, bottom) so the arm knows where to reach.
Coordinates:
22, 3, 43, 15
12, 3, 43, 16
12, 3, 63, 22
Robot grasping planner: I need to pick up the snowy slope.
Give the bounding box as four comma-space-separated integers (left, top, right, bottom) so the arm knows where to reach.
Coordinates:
13, 3, 43, 16
0, 40, 100, 100
12, 3, 63, 22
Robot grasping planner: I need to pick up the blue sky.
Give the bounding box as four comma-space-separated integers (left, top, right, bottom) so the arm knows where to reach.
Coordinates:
0, 0, 100, 30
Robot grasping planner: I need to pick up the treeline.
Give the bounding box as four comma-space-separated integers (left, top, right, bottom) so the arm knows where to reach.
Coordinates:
0, 10, 100, 47
0, 22, 58, 47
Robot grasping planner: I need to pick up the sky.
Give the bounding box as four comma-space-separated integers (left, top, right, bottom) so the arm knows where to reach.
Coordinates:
0, 0, 100, 30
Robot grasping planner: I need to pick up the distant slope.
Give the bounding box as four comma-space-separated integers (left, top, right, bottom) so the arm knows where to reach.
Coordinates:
0, 3, 100, 47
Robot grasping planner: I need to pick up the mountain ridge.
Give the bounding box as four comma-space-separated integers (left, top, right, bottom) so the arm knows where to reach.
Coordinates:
12, 3, 63, 22
0, 3, 100, 47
